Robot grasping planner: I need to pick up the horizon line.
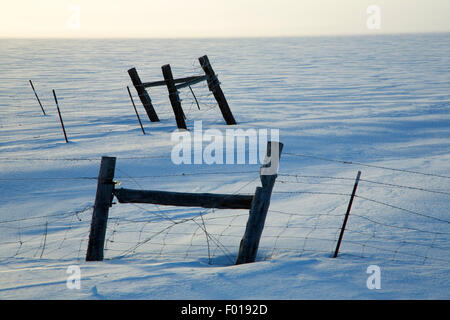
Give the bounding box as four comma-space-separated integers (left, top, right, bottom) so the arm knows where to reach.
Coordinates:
1, 31, 449, 40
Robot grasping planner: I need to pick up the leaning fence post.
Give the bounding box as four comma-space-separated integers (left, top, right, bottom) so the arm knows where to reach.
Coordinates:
161, 64, 187, 130
127, 86, 146, 135
198, 55, 236, 125
29, 80, 46, 115
128, 67, 160, 123
86, 156, 117, 261
52, 89, 69, 143
333, 170, 361, 258
236, 141, 283, 265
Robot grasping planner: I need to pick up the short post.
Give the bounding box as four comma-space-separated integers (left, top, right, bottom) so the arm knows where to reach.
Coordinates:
127, 86, 146, 135
333, 171, 361, 258
86, 156, 117, 261
161, 64, 187, 130
128, 67, 160, 123
236, 141, 283, 265
198, 55, 236, 125
29, 80, 46, 115
52, 89, 69, 143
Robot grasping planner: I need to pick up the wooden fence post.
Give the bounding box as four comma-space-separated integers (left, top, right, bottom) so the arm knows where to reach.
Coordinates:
162, 64, 187, 130
198, 55, 236, 125
128, 67, 160, 123
86, 156, 117, 261
236, 141, 283, 264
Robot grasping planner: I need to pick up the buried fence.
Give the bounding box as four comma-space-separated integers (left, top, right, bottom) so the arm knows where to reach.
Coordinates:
0, 153, 449, 266
86, 141, 283, 264
128, 55, 236, 129
25, 55, 234, 144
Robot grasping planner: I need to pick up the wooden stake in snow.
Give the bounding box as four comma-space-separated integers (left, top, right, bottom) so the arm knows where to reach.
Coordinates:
86, 156, 117, 261
29, 80, 46, 115
128, 67, 160, 123
236, 141, 283, 265
198, 55, 236, 125
162, 64, 187, 130
52, 89, 69, 143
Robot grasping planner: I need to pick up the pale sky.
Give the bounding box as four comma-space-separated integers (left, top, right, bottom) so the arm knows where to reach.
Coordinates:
1, 0, 449, 38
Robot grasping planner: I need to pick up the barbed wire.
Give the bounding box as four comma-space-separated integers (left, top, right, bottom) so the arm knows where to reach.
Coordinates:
278, 173, 450, 196
284, 152, 450, 179
0, 205, 93, 261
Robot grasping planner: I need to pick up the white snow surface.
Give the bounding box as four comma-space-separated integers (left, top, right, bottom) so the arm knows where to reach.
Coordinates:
0, 35, 449, 299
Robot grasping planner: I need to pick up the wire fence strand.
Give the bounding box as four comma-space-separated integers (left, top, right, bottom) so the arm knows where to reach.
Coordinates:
1, 153, 449, 268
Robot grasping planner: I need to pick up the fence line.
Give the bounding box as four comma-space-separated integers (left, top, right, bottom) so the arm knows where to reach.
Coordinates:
284, 152, 450, 179
278, 173, 450, 196
0, 154, 448, 268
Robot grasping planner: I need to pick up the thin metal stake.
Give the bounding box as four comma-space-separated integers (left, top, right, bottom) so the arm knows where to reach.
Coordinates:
29, 80, 46, 115
333, 170, 361, 258
127, 86, 146, 135
188, 85, 201, 110
52, 90, 69, 143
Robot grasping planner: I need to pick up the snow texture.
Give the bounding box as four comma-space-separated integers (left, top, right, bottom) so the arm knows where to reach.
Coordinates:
0, 34, 449, 299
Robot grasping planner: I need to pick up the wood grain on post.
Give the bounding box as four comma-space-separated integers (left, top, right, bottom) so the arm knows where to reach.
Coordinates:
86, 156, 116, 261
198, 55, 236, 125
128, 67, 160, 122
114, 188, 253, 209
236, 141, 283, 265
161, 64, 187, 130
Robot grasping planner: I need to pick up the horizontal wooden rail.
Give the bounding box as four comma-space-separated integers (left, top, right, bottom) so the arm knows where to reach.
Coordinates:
175, 75, 208, 90
114, 188, 253, 209
141, 75, 207, 89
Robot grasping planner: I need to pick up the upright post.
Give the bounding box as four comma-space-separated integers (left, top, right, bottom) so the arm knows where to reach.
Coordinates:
29, 80, 46, 115
236, 141, 283, 265
127, 86, 146, 135
333, 171, 361, 258
161, 64, 187, 130
127, 68, 160, 122
198, 55, 236, 125
86, 156, 117, 261
52, 89, 69, 143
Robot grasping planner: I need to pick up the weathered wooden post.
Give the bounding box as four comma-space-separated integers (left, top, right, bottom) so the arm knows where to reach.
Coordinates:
128, 67, 160, 123
236, 141, 283, 264
86, 156, 117, 261
198, 55, 236, 125
161, 64, 187, 130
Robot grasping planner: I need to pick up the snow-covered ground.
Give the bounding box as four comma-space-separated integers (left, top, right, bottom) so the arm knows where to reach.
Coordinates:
0, 34, 449, 299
